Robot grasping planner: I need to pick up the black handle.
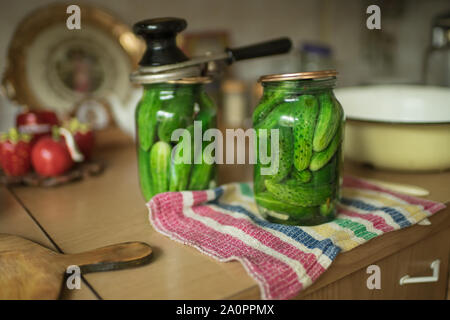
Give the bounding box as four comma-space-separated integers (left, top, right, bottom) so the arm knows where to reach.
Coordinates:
133, 17, 189, 66
226, 37, 292, 64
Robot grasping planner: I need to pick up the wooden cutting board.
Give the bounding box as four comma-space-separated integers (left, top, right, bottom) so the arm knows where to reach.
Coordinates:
0, 234, 152, 299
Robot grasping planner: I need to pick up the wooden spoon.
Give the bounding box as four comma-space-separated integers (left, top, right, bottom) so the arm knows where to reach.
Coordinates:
0, 233, 152, 299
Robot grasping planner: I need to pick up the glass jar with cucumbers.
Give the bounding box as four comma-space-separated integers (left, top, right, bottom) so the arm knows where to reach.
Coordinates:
135, 77, 217, 201
253, 70, 344, 226
131, 17, 292, 201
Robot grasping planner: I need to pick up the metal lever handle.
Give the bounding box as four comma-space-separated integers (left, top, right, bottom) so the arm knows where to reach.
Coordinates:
226, 37, 292, 63
399, 259, 440, 285
137, 38, 292, 74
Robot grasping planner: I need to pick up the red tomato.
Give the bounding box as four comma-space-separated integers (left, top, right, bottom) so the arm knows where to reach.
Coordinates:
0, 129, 32, 176
16, 110, 59, 144
31, 136, 74, 177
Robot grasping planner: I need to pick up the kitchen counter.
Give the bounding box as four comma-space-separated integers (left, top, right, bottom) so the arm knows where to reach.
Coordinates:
1, 128, 449, 299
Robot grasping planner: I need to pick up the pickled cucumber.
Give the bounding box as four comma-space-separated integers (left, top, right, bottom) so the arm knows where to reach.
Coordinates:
255, 192, 319, 217
252, 81, 299, 126
309, 125, 342, 171
157, 90, 195, 143
309, 155, 336, 185
254, 127, 272, 191
313, 92, 341, 152
320, 199, 336, 217
169, 144, 191, 192
292, 169, 312, 183
195, 109, 215, 131
293, 95, 319, 171
254, 102, 296, 130
253, 162, 267, 193
196, 90, 216, 130
270, 126, 293, 182
198, 90, 216, 112
137, 147, 153, 201
265, 211, 330, 226
189, 141, 214, 190
150, 141, 171, 194
253, 91, 285, 126
137, 88, 161, 151
265, 178, 333, 207
189, 162, 214, 190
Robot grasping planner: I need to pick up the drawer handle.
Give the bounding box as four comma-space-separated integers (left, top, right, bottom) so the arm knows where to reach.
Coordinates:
399, 259, 440, 285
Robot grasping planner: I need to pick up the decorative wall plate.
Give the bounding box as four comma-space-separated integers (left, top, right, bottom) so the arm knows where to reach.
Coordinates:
2, 4, 144, 117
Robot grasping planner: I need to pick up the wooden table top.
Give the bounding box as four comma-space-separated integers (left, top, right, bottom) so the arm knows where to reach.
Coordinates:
1, 128, 449, 299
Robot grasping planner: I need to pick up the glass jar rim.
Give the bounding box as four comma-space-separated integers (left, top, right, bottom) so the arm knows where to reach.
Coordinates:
259, 70, 337, 83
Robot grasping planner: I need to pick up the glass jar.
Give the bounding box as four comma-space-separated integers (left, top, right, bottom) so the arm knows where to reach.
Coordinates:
253, 70, 344, 226
135, 77, 217, 201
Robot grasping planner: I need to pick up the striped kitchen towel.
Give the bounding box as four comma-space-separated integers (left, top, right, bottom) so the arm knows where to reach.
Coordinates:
147, 176, 446, 300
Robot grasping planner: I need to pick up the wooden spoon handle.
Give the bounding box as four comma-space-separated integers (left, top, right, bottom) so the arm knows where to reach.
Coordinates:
59, 242, 152, 274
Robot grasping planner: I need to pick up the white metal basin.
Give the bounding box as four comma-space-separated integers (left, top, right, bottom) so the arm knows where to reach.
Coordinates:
334, 85, 450, 172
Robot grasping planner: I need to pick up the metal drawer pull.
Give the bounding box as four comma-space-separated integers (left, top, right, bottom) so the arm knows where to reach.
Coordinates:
399, 259, 440, 285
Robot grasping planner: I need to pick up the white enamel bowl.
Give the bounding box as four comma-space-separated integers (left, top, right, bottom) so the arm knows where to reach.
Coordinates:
334, 85, 450, 172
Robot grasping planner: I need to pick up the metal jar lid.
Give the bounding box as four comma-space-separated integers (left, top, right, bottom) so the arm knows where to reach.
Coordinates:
130, 66, 202, 84
259, 70, 338, 82
166, 76, 212, 84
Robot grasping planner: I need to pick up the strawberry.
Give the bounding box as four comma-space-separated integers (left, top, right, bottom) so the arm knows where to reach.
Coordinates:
63, 118, 95, 160
0, 128, 32, 176
16, 110, 59, 145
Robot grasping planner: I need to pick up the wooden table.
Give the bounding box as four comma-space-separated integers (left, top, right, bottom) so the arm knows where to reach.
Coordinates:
1, 129, 449, 299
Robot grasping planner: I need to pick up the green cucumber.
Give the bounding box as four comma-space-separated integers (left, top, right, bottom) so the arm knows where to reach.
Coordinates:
253, 81, 298, 126
196, 90, 216, 130
253, 163, 267, 193
313, 92, 342, 152
267, 211, 334, 226
137, 147, 153, 201
188, 141, 214, 190
169, 144, 191, 192
270, 126, 293, 182
255, 192, 319, 217
169, 125, 194, 191
157, 90, 195, 143
195, 110, 215, 131
255, 127, 271, 177
293, 95, 319, 171
137, 88, 161, 151
253, 91, 284, 126
189, 163, 214, 190
309, 155, 337, 185
198, 90, 216, 112
292, 169, 312, 183
254, 102, 296, 130
320, 200, 336, 217
150, 141, 171, 194
265, 178, 333, 207
309, 125, 342, 171
192, 90, 217, 176
254, 125, 274, 191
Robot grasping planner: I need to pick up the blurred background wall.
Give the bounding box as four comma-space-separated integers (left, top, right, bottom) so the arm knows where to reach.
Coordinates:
1, 0, 449, 131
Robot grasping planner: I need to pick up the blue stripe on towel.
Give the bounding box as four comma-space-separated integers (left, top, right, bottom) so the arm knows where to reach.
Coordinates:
340, 197, 411, 228
213, 201, 341, 260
